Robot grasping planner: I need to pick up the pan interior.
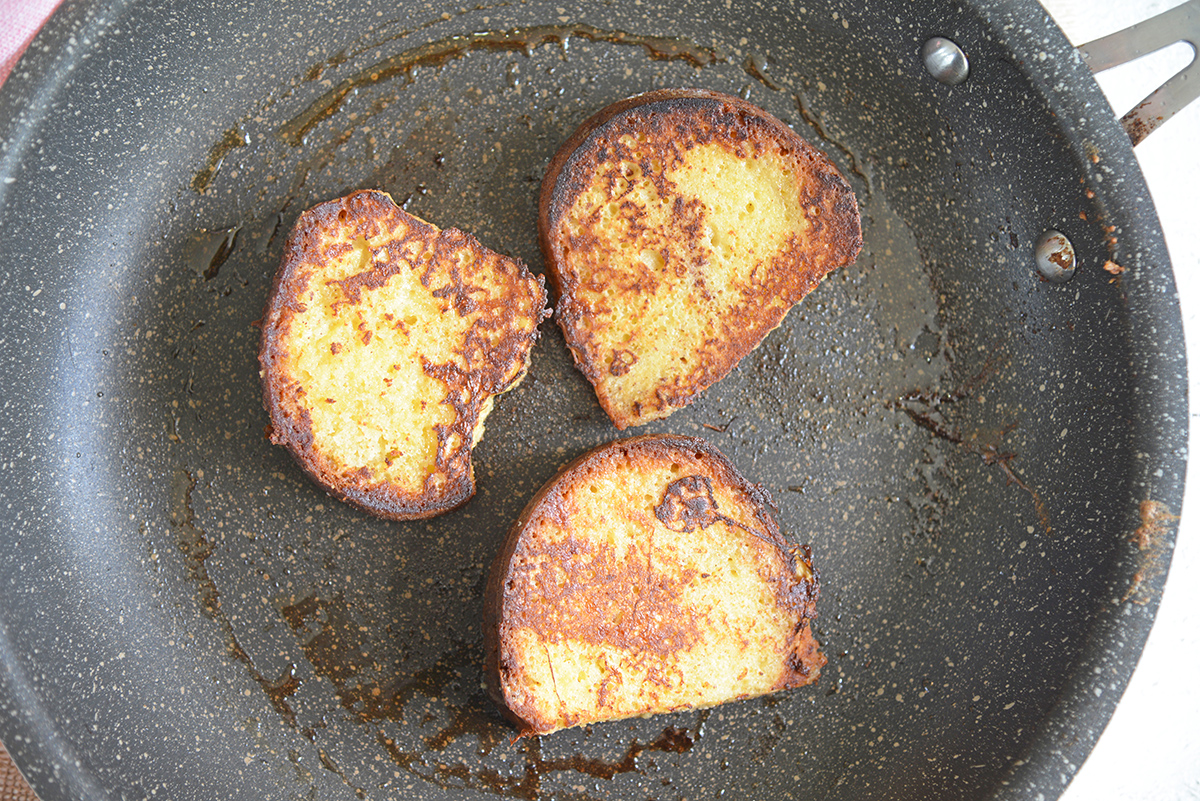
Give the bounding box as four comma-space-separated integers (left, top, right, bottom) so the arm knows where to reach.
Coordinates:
0, 1, 1182, 800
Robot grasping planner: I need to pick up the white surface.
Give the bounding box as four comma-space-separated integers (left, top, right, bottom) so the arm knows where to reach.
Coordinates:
1039, 1, 1200, 799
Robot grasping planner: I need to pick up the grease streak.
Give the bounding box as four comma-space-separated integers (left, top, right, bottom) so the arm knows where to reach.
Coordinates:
169, 469, 300, 727
192, 126, 249, 193
378, 718, 703, 799
278, 24, 722, 148
278, 590, 707, 797
890, 367, 1053, 536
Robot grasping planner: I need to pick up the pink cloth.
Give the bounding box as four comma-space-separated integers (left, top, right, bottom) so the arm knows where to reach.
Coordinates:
0, 0, 63, 88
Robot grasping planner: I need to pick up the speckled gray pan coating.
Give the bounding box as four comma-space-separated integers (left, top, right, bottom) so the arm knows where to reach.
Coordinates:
0, 0, 1186, 800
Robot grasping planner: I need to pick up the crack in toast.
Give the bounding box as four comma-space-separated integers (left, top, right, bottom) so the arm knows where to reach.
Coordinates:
484, 434, 823, 736
259, 190, 548, 520
539, 89, 863, 429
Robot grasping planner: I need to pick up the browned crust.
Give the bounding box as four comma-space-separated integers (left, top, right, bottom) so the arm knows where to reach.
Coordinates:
538, 88, 863, 429
259, 190, 549, 520
483, 433, 823, 736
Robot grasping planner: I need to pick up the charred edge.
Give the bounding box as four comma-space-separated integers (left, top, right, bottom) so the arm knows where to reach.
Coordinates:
487, 435, 818, 734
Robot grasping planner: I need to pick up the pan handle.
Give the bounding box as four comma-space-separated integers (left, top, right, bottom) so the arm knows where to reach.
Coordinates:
1076, 0, 1200, 145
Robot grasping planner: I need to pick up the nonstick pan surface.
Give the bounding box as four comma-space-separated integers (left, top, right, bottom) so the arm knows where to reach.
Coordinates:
0, 1, 1187, 799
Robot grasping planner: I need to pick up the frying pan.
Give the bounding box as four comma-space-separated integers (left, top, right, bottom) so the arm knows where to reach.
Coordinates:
0, 0, 1190, 799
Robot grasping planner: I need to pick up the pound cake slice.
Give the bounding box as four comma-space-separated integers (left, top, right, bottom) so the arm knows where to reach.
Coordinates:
540, 88, 862, 429
484, 434, 823, 736
259, 190, 548, 520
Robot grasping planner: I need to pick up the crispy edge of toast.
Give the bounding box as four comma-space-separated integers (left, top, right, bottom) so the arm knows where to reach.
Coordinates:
538, 88, 864, 429
482, 433, 823, 736
258, 189, 549, 520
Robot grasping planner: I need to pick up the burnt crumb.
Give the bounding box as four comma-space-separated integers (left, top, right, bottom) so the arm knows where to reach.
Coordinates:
655, 475, 723, 532
608, 348, 637, 376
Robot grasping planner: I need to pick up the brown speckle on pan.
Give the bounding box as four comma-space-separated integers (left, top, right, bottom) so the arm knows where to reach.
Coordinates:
1122, 500, 1179, 604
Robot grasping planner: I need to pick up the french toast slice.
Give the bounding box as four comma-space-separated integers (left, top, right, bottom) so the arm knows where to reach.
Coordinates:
484, 434, 823, 736
539, 88, 863, 429
259, 190, 548, 520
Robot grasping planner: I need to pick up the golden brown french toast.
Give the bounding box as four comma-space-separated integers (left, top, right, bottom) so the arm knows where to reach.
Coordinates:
259, 190, 548, 520
539, 88, 863, 429
484, 434, 823, 736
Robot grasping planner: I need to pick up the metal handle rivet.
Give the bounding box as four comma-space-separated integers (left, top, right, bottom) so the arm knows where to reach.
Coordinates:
1034, 230, 1077, 283
923, 37, 969, 85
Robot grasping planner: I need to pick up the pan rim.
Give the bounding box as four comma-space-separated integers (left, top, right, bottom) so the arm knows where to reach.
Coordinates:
948, 1, 1188, 798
